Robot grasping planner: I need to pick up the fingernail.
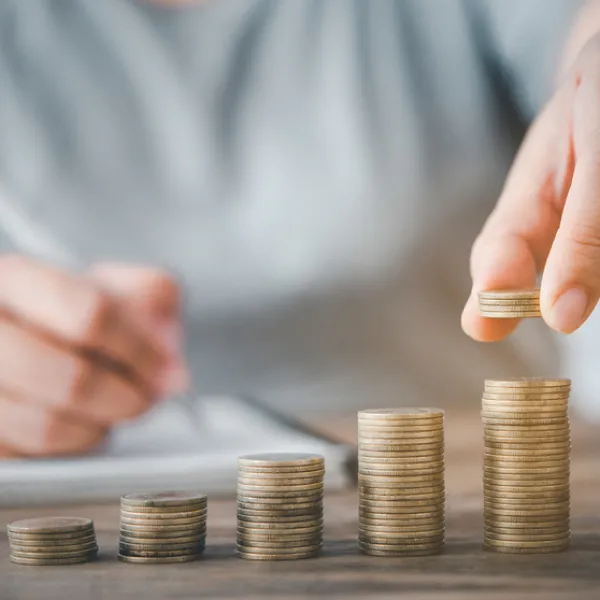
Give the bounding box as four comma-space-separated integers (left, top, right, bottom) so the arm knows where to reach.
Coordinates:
549, 287, 589, 333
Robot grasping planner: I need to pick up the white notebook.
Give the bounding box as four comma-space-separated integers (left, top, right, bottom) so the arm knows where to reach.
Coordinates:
0, 395, 354, 506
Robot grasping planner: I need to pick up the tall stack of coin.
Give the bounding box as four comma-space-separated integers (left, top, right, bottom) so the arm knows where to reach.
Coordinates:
478, 289, 540, 318
358, 409, 445, 556
237, 453, 324, 560
482, 378, 571, 553
7, 517, 98, 566
118, 492, 207, 563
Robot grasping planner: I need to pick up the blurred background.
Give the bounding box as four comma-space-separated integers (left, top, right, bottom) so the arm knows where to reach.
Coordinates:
0, 0, 595, 431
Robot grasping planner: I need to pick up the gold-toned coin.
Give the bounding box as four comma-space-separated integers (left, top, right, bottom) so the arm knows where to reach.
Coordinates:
118, 547, 201, 558
484, 499, 570, 513
484, 440, 570, 450
359, 504, 443, 516
237, 511, 321, 523
479, 310, 541, 318
237, 536, 323, 548
482, 400, 568, 411
358, 483, 444, 495
484, 524, 569, 535
120, 508, 208, 520
119, 539, 204, 551
236, 517, 322, 529
484, 377, 570, 389
483, 537, 569, 549
237, 525, 323, 536
483, 530, 569, 543
360, 495, 444, 506
482, 418, 569, 428
483, 476, 569, 488
358, 430, 444, 441
483, 491, 569, 504
236, 495, 322, 507
358, 450, 444, 461
358, 419, 444, 435
120, 514, 206, 527
119, 534, 206, 546
119, 525, 206, 538
10, 548, 98, 560
482, 392, 569, 401
119, 522, 207, 534
359, 453, 444, 464
236, 549, 320, 560
120, 491, 207, 509
358, 527, 445, 544
484, 508, 569, 520
478, 290, 540, 301
236, 484, 324, 497
117, 553, 198, 563
7, 517, 94, 535
483, 460, 570, 471
359, 483, 445, 495
237, 467, 325, 478
358, 474, 444, 487
483, 453, 569, 465
9, 541, 98, 554
483, 424, 570, 435
10, 555, 96, 566
237, 475, 324, 487
357, 540, 442, 553
483, 467, 569, 479
483, 543, 568, 554
359, 519, 444, 531
236, 507, 322, 519
358, 444, 444, 458
358, 408, 444, 421
358, 467, 444, 478
485, 517, 568, 529
238, 453, 324, 469
482, 412, 570, 423
8, 533, 97, 547
483, 447, 570, 458
235, 542, 322, 554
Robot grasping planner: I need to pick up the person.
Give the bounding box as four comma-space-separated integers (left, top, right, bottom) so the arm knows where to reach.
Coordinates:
0, 0, 594, 458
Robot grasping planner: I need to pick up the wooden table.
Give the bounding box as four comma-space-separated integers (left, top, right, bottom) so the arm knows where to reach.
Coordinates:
0, 410, 599, 600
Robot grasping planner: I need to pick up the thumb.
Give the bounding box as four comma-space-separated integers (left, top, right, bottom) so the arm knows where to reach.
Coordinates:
87, 262, 189, 394
541, 62, 600, 333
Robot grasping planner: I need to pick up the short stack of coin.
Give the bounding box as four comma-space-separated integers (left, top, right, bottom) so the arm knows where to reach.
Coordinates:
482, 378, 571, 554
7, 517, 98, 566
118, 492, 207, 563
478, 289, 540, 318
236, 453, 324, 560
357, 409, 445, 556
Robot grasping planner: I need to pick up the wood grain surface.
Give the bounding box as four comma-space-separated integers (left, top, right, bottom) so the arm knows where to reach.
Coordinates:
0, 410, 598, 600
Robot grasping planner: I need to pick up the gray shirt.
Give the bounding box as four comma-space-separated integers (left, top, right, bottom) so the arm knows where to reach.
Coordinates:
0, 0, 580, 412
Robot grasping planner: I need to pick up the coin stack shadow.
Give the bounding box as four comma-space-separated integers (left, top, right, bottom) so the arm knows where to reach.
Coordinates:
482, 378, 571, 553
236, 453, 325, 560
357, 409, 445, 556
7, 517, 98, 566
478, 289, 540, 318
118, 492, 208, 563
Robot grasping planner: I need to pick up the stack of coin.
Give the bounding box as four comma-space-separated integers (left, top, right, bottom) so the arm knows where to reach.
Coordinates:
478, 289, 540, 318
236, 453, 324, 560
482, 378, 571, 553
7, 517, 98, 566
118, 491, 207, 563
357, 409, 445, 556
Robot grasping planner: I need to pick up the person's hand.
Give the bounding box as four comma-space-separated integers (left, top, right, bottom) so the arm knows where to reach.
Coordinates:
0, 256, 188, 457
462, 33, 600, 342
